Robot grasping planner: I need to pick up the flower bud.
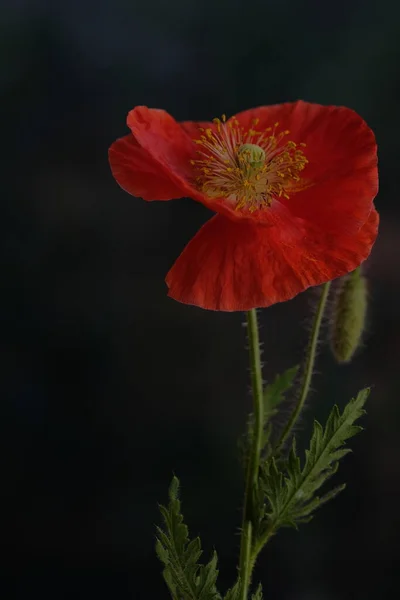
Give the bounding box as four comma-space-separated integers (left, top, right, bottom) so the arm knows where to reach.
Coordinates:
329, 268, 368, 363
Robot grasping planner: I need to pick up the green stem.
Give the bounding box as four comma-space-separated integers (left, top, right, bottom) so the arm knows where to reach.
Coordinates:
275, 281, 331, 453
239, 309, 264, 600
239, 521, 252, 600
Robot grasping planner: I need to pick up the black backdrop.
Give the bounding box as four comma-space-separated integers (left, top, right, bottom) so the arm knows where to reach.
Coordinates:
2, 1, 400, 598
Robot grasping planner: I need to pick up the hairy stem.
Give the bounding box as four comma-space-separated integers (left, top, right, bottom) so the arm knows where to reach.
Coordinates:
238, 309, 264, 600
275, 281, 331, 453
239, 521, 253, 600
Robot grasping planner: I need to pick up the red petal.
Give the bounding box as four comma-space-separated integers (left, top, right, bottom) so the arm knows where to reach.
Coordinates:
180, 120, 214, 138
124, 107, 231, 214
109, 134, 186, 200
166, 209, 378, 311
235, 102, 378, 233
127, 106, 196, 183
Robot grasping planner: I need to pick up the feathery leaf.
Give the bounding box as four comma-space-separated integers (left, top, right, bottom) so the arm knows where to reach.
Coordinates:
223, 581, 241, 600
258, 388, 369, 537
241, 366, 299, 466
156, 477, 221, 600
263, 366, 299, 419
251, 583, 263, 600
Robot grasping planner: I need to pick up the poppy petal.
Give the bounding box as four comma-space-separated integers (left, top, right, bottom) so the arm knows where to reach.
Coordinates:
235, 101, 378, 233
180, 120, 214, 138
166, 209, 378, 311
108, 134, 186, 200
125, 107, 233, 214
127, 106, 195, 181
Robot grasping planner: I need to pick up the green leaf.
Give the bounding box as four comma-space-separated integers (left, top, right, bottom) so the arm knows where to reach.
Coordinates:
263, 366, 299, 419
251, 583, 263, 600
156, 476, 221, 600
223, 580, 262, 600
259, 388, 369, 536
223, 581, 241, 600
241, 365, 299, 466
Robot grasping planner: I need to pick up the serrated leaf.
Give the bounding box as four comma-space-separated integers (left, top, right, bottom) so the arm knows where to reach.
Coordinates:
241, 366, 299, 468
251, 583, 263, 600
156, 476, 221, 600
258, 388, 369, 538
223, 580, 241, 600
263, 366, 299, 418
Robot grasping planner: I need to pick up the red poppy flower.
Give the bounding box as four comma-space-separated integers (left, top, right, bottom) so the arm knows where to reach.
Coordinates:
109, 101, 378, 311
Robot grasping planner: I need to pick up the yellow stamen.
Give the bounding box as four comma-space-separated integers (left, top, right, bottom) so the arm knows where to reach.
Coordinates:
191, 114, 308, 212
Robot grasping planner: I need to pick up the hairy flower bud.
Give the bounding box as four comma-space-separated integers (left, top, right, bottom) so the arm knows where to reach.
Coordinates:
330, 268, 368, 363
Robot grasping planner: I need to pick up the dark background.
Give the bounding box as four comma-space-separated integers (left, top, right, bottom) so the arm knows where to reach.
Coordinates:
2, 1, 400, 598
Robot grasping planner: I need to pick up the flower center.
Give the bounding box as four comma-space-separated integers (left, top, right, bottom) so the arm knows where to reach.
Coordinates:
191, 115, 308, 212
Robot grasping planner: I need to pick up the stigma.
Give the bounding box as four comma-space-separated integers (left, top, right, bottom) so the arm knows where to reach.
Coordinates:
191, 115, 308, 212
